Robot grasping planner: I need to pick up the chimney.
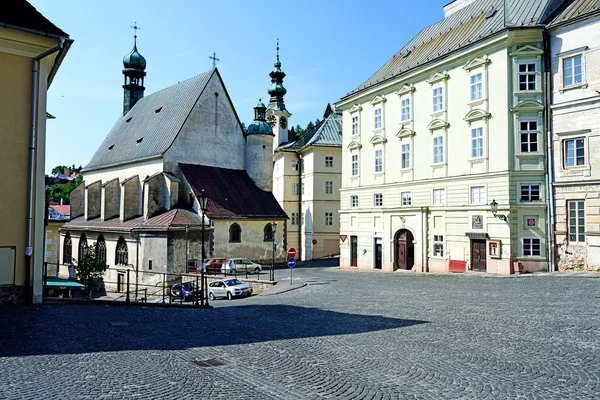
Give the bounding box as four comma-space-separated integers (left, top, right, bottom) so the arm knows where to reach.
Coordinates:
64, 167, 71, 177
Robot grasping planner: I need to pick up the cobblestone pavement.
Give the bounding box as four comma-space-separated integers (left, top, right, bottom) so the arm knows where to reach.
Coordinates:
0, 265, 598, 399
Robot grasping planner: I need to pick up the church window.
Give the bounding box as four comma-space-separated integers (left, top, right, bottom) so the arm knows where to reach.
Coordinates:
263, 224, 273, 241
78, 233, 88, 264
97, 235, 107, 264
229, 223, 241, 243
63, 233, 72, 264
115, 236, 128, 265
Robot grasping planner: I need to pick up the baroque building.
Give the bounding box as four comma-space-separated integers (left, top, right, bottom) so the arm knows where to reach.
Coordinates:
58, 35, 287, 288
335, 0, 569, 274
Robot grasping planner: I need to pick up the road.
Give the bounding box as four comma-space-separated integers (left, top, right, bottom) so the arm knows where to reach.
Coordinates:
0, 262, 598, 399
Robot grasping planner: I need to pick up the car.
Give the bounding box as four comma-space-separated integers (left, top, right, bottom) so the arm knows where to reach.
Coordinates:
208, 278, 253, 300
221, 258, 263, 274
205, 257, 226, 273
170, 282, 201, 301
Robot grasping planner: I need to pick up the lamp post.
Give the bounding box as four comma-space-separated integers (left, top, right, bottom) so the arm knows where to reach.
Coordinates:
271, 222, 277, 281
199, 189, 209, 306
490, 199, 507, 221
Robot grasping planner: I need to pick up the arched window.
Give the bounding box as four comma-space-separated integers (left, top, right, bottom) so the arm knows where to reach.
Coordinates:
63, 233, 72, 264
263, 223, 273, 241
97, 235, 107, 264
78, 233, 88, 264
115, 236, 128, 265
229, 223, 241, 243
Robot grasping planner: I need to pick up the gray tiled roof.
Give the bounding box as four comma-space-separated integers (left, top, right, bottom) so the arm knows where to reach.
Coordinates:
547, 0, 600, 27
341, 0, 561, 100
276, 112, 342, 153
84, 69, 215, 171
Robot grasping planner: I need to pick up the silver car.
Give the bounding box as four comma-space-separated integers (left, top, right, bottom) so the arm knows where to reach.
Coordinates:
208, 278, 253, 300
221, 258, 262, 274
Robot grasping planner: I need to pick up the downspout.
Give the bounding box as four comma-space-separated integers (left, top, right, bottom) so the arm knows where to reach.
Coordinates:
25, 38, 65, 304
543, 28, 556, 272
298, 154, 303, 261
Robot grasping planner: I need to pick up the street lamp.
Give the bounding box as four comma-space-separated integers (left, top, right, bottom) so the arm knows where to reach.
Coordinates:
271, 221, 277, 281
199, 189, 209, 306
490, 199, 507, 221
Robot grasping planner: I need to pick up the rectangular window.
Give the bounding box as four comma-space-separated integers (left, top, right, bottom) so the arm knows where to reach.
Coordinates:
292, 182, 299, 195
471, 127, 483, 158
325, 212, 333, 226
325, 181, 333, 194
520, 184, 541, 202
523, 238, 541, 256
564, 55, 582, 87
374, 149, 383, 173
300, 160, 304, 173
351, 116, 359, 135
520, 121, 539, 153
433, 189, 445, 205
565, 138, 585, 167
433, 136, 444, 164
470, 72, 483, 101
518, 63, 536, 91
291, 213, 299, 225
374, 107, 382, 129
471, 186, 485, 204
433, 235, 444, 257
401, 191, 412, 206
351, 154, 359, 176
401, 143, 410, 169
401, 98, 410, 121
568, 201, 585, 243
433, 87, 443, 112
374, 193, 383, 207
325, 156, 334, 168
351, 195, 358, 208
301, 182, 305, 195
292, 160, 299, 171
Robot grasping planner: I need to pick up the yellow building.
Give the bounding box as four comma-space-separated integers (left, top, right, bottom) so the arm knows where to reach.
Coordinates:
0, 1, 72, 303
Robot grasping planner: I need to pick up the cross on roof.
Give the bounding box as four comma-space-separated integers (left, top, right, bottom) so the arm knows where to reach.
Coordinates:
209, 51, 220, 68
131, 22, 140, 38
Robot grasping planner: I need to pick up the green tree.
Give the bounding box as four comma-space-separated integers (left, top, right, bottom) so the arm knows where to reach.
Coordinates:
76, 242, 108, 300
51, 165, 67, 175
48, 175, 83, 203
305, 121, 315, 132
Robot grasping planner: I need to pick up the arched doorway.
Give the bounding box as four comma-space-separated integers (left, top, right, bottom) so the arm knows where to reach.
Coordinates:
394, 229, 414, 270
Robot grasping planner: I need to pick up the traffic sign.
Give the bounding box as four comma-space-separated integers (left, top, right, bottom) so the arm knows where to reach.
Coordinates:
287, 257, 296, 268
287, 247, 296, 259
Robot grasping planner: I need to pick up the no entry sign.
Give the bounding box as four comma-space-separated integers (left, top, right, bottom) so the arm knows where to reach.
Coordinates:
287, 248, 296, 259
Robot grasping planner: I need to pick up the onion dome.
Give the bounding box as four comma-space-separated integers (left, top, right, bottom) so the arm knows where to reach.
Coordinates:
268, 41, 287, 106
123, 37, 146, 71
247, 99, 273, 135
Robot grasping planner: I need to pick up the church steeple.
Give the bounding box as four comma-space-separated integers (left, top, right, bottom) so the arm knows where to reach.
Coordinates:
122, 23, 146, 115
267, 40, 287, 111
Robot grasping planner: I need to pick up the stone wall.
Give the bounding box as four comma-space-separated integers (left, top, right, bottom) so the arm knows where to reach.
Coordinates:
85, 181, 101, 220
121, 175, 140, 221
70, 183, 84, 219
102, 178, 120, 221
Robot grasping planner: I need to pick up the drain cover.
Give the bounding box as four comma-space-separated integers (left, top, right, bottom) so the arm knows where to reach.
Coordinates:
191, 358, 226, 367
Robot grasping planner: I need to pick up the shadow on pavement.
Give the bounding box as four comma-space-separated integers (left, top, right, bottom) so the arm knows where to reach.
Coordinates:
0, 303, 426, 357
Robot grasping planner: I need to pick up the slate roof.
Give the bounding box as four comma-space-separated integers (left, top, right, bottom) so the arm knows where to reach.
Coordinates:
0, 0, 68, 37
180, 163, 287, 220
276, 112, 342, 153
84, 69, 215, 171
61, 208, 203, 232
341, 0, 561, 100
48, 205, 69, 221
547, 0, 600, 27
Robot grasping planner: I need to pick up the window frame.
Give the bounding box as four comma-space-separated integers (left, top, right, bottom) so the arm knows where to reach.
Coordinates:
229, 223, 242, 243
63, 233, 72, 264
517, 63, 537, 91
432, 86, 444, 113
325, 156, 334, 168
401, 143, 411, 169
325, 212, 333, 226
292, 182, 299, 196
522, 237, 542, 257
563, 55, 583, 87
433, 234, 444, 257
401, 98, 411, 122
263, 224, 274, 242
373, 107, 382, 130
563, 137, 586, 168
470, 186, 486, 205
351, 195, 358, 208
470, 72, 483, 102
325, 180, 333, 195
568, 200, 585, 243
351, 153, 359, 176
519, 120, 540, 154
374, 147, 383, 173
374, 193, 383, 208
115, 235, 128, 265
470, 127, 484, 159
351, 115, 359, 136
291, 212, 299, 225
433, 135, 444, 164
432, 188, 446, 205
519, 184, 541, 202
401, 191, 412, 206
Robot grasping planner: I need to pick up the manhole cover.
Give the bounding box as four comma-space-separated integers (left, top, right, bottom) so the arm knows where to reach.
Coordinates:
110, 321, 130, 326
191, 358, 226, 367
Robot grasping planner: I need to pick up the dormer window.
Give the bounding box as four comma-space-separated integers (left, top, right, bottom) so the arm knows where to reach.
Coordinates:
155, 107, 162, 113
126, 117, 132, 123
136, 137, 143, 144
108, 144, 115, 150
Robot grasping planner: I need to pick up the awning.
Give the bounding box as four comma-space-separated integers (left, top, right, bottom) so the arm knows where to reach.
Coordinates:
45, 277, 85, 290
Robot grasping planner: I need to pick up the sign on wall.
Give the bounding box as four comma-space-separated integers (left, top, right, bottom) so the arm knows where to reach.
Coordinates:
472, 215, 483, 229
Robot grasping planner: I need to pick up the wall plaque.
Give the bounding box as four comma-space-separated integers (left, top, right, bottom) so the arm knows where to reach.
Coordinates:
472, 215, 483, 229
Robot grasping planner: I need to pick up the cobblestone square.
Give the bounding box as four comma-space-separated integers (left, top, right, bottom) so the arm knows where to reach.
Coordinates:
0, 266, 598, 399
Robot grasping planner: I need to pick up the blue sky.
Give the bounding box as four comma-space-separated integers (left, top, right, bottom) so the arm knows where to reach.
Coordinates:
30, 0, 449, 173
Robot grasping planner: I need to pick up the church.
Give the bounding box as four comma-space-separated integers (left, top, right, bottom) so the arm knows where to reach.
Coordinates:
58, 34, 287, 285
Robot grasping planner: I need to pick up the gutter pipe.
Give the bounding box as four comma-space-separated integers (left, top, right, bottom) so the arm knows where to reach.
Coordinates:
543, 28, 556, 272
25, 38, 65, 303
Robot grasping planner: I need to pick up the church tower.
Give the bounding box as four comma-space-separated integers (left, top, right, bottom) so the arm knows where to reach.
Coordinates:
122, 26, 146, 115
266, 41, 292, 151
246, 99, 275, 192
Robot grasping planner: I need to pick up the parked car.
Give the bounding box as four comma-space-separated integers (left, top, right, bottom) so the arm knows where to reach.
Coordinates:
208, 278, 252, 300
205, 257, 226, 273
170, 282, 201, 301
221, 258, 262, 274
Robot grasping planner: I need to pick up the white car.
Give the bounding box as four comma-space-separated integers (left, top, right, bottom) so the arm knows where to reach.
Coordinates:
208, 278, 253, 300
221, 258, 262, 274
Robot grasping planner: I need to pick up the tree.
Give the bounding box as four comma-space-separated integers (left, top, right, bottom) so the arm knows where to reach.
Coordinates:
52, 165, 67, 175
76, 242, 108, 300
323, 103, 333, 119
48, 174, 83, 203
306, 121, 315, 132
314, 118, 321, 126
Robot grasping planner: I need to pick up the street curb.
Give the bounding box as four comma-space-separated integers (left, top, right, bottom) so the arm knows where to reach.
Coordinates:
259, 282, 307, 296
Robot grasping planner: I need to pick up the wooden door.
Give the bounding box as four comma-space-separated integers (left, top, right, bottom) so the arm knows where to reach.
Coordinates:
395, 230, 414, 270
350, 236, 358, 267
375, 239, 382, 269
397, 242, 407, 270
471, 240, 487, 272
